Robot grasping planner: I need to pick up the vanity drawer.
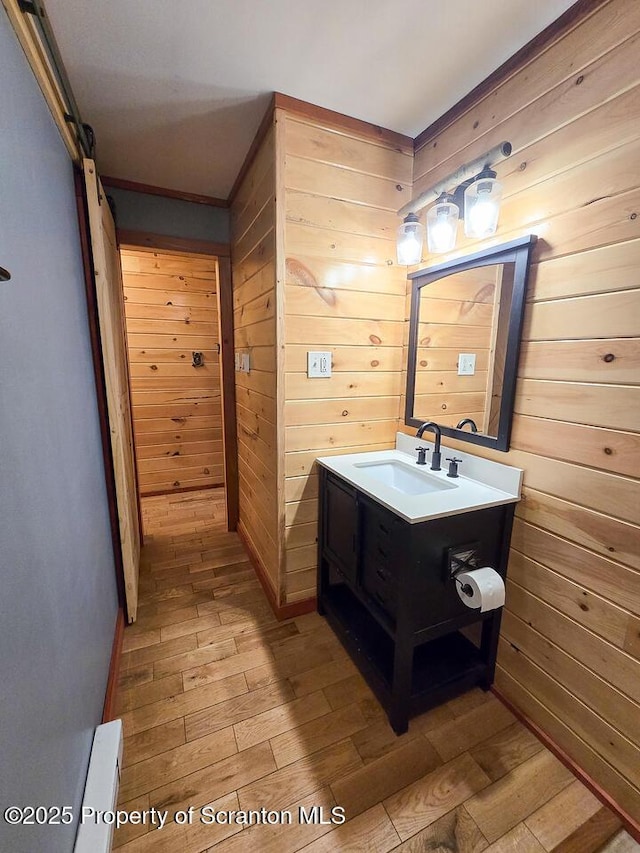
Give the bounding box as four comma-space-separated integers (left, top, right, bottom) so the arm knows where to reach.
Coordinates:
361, 550, 398, 618
360, 496, 403, 567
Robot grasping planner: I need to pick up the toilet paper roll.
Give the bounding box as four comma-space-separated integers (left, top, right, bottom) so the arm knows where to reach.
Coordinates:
455, 567, 505, 612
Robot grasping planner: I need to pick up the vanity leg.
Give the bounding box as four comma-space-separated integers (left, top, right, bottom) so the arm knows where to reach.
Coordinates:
389, 634, 412, 735
480, 610, 502, 690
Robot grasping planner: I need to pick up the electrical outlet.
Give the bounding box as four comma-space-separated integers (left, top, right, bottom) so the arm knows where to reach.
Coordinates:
458, 353, 476, 376
307, 351, 332, 378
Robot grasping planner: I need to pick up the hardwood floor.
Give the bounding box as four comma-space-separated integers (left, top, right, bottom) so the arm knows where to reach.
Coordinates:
113, 489, 636, 852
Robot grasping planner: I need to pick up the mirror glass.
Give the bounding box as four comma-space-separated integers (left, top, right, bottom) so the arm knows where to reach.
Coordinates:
405, 236, 536, 451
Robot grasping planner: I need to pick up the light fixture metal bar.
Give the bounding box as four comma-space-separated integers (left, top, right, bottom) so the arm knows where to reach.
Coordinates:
398, 141, 512, 218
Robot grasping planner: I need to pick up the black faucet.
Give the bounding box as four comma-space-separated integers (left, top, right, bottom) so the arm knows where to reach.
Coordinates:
415, 421, 442, 471
456, 418, 478, 433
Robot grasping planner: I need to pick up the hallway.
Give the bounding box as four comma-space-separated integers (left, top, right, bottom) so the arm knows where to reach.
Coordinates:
112, 491, 630, 852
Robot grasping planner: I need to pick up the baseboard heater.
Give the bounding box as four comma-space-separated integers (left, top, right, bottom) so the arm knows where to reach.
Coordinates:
74, 720, 123, 853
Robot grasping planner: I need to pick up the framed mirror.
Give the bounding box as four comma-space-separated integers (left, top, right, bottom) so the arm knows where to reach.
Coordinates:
405, 235, 537, 451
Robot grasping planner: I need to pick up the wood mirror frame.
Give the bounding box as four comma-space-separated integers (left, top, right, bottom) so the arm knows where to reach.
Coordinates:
405, 234, 537, 451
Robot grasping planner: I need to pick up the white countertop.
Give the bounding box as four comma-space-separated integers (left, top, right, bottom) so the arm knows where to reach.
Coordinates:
316, 434, 523, 524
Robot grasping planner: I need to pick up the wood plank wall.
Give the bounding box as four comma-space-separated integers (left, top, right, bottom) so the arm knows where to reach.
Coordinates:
120, 249, 224, 495
405, 0, 640, 819
230, 126, 281, 596
280, 109, 413, 604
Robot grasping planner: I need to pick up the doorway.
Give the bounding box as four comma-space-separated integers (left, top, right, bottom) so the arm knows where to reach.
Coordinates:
117, 241, 238, 532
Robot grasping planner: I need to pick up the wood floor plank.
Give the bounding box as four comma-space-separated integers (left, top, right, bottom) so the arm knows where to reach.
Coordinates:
464, 750, 574, 843
524, 779, 602, 850
391, 805, 488, 853
300, 803, 400, 853
270, 703, 368, 768
331, 737, 442, 819
120, 726, 238, 802
121, 672, 248, 737
149, 742, 276, 818
121, 634, 198, 668
153, 638, 237, 679
549, 807, 623, 853
483, 822, 546, 853
234, 690, 331, 751
115, 792, 242, 853
122, 718, 186, 767
112, 793, 151, 849
208, 787, 337, 853
183, 647, 274, 691
116, 673, 183, 714
289, 658, 358, 697
184, 680, 295, 741
426, 696, 516, 762
237, 739, 363, 813
384, 753, 491, 841
469, 721, 545, 783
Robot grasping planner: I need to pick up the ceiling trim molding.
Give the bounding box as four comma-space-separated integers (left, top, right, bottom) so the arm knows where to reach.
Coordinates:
116, 228, 230, 257
413, 0, 612, 152
273, 92, 413, 151
101, 175, 229, 208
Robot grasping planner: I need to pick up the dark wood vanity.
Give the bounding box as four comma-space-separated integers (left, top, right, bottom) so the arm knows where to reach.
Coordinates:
317, 466, 515, 733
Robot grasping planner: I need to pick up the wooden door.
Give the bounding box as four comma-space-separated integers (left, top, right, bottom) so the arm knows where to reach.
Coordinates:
120, 248, 225, 496
83, 159, 141, 622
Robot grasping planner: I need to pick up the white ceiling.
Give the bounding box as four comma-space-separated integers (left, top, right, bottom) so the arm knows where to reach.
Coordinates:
45, 0, 577, 199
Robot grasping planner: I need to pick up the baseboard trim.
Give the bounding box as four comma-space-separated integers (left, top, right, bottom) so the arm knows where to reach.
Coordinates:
492, 686, 640, 843
237, 521, 316, 621
102, 608, 125, 723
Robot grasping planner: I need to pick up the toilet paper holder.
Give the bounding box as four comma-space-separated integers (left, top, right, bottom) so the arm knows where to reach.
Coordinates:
445, 541, 481, 581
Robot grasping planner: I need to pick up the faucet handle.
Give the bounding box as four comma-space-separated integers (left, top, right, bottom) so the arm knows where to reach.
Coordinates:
446, 457, 462, 478
415, 447, 429, 466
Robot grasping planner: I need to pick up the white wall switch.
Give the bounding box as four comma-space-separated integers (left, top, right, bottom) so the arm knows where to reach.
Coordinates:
307, 351, 332, 378
458, 353, 476, 376
241, 352, 250, 373
234, 352, 241, 371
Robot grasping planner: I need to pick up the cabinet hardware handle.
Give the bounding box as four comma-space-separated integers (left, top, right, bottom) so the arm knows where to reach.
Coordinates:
379, 523, 390, 535
378, 546, 387, 558
376, 568, 387, 580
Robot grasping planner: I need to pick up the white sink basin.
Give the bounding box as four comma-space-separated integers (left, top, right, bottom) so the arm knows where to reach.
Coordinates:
354, 460, 457, 495
317, 435, 523, 524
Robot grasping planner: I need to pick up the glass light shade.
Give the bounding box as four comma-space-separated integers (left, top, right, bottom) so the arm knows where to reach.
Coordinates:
426, 198, 459, 253
397, 214, 424, 265
464, 175, 503, 238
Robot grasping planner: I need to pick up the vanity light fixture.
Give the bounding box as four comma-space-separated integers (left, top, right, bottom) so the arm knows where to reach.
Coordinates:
396, 141, 511, 262
396, 212, 425, 266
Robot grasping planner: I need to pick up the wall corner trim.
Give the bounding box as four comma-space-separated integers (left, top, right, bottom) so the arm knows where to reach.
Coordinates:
237, 522, 316, 621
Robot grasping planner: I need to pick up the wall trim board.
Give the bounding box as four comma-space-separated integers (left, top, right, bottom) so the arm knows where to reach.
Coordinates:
117, 229, 230, 258
228, 94, 277, 205
492, 685, 640, 843
217, 255, 240, 531
102, 175, 228, 208
413, 0, 612, 152
74, 168, 126, 609
238, 522, 316, 620
102, 608, 125, 723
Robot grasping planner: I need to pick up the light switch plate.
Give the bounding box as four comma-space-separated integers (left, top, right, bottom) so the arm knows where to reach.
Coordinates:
458, 353, 476, 376
241, 352, 250, 373
307, 351, 332, 378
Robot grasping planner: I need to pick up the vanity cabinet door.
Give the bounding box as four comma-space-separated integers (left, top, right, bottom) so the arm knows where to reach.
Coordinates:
322, 473, 358, 584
